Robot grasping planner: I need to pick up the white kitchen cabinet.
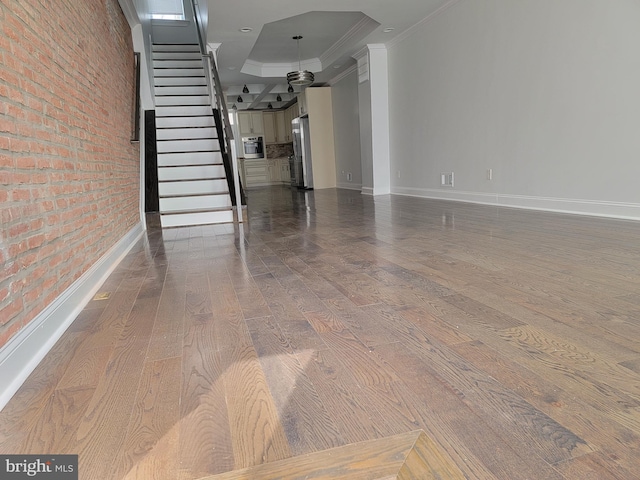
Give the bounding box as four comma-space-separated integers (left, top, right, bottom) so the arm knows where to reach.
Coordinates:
280, 158, 291, 183
237, 111, 264, 136
263, 112, 276, 144
264, 111, 289, 144
243, 158, 270, 186
268, 161, 280, 183
283, 105, 296, 142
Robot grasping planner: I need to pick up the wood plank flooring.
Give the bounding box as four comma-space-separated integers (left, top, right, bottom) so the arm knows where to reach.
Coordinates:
2, 186, 640, 479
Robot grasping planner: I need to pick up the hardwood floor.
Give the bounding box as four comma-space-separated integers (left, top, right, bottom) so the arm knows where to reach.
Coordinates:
2, 186, 640, 479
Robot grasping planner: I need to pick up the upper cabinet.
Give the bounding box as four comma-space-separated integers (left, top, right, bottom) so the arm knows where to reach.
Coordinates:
237, 111, 264, 136
263, 109, 295, 144
263, 112, 276, 144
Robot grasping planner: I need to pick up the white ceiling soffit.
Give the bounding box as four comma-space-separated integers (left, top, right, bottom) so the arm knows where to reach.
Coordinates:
240, 12, 379, 78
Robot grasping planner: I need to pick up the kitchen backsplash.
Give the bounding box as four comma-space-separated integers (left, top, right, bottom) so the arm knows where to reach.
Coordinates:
266, 143, 294, 158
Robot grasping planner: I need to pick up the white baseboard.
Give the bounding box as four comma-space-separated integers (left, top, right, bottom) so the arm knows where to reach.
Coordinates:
391, 187, 640, 221
336, 182, 362, 191
0, 223, 145, 411
361, 187, 374, 196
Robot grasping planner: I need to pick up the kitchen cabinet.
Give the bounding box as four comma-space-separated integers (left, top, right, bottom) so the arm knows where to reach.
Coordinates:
237, 111, 264, 136
268, 162, 280, 183
280, 158, 291, 183
242, 158, 270, 187
275, 111, 287, 143
241, 158, 291, 187
263, 112, 276, 144
283, 105, 296, 143
264, 111, 289, 144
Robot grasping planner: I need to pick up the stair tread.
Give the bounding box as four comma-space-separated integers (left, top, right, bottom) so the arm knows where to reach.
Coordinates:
161, 206, 233, 215
159, 176, 226, 181
160, 192, 229, 199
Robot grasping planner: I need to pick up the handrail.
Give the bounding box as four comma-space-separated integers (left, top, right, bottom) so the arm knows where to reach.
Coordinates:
190, 0, 244, 223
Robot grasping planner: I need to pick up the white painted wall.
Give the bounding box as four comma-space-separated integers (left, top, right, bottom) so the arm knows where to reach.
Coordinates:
331, 68, 362, 190
358, 79, 374, 194
388, 0, 640, 219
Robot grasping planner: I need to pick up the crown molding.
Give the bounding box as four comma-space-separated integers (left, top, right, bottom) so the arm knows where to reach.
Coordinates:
319, 16, 380, 68
328, 64, 358, 86
387, 0, 465, 49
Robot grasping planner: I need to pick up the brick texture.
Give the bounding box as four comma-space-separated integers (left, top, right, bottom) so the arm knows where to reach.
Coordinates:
0, 0, 140, 347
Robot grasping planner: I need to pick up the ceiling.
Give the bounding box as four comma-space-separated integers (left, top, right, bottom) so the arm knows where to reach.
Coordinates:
205, 0, 453, 111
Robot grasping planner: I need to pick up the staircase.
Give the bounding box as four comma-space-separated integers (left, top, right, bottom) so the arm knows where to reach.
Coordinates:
153, 43, 234, 228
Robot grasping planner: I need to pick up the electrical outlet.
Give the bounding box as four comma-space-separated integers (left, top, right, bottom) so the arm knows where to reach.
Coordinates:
440, 172, 454, 187
347, 172, 353, 182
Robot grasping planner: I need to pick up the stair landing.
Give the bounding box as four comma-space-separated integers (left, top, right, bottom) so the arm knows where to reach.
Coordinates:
197, 430, 465, 480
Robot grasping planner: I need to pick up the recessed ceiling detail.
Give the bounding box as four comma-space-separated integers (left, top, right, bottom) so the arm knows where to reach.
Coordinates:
240, 11, 379, 79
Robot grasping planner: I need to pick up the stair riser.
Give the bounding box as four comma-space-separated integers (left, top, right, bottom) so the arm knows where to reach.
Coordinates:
158, 152, 223, 167
153, 44, 200, 52
155, 86, 209, 96
154, 68, 205, 77
159, 179, 229, 196
155, 77, 207, 87
153, 52, 202, 60
160, 210, 234, 228
154, 60, 203, 68
156, 106, 212, 117
160, 195, 231, 212
157, 139, 219, 153
156, 116, 215, 128
155, 96, 211, 107
158, 165, 226, 181
157, 128, 218, 141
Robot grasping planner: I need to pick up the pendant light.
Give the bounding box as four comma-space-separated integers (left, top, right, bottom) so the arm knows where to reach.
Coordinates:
268, 103, 273, 109
288, 83, 294, 93
237, 96, 243, 103
287, 36, 314, 86
276, 94, 282, 102
242, 85, 249, 94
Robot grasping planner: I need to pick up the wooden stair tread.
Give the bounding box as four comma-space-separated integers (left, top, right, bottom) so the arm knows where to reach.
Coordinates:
196, 430, 465, 480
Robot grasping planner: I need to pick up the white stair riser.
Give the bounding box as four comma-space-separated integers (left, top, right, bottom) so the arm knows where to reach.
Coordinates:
158, 152, 223, 167
155, 96, 210, 106
155, 77, 207, 86
159, 179, 228, 196
160, 194, 231, 212
155, 86, 208, 96
161, 210, 234, 228
154, 68, 204, 77
156, 116, 215, 128
159, 165, 226, 181
154, 60, 203, 68
157, 139, 219, 153
153, 44, 200, 52
157, 127, 218, 140
153, 52, 202, 60
156, 106, 212, 117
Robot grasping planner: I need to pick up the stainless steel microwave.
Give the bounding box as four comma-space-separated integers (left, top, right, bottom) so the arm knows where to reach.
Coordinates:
242, 136, 264, 159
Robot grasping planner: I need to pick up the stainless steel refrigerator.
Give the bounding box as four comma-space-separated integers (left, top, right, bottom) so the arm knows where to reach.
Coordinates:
291, 116, 313, 189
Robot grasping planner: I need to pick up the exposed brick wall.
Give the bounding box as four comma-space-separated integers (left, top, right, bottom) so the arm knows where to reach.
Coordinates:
0, 0, 140, 347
